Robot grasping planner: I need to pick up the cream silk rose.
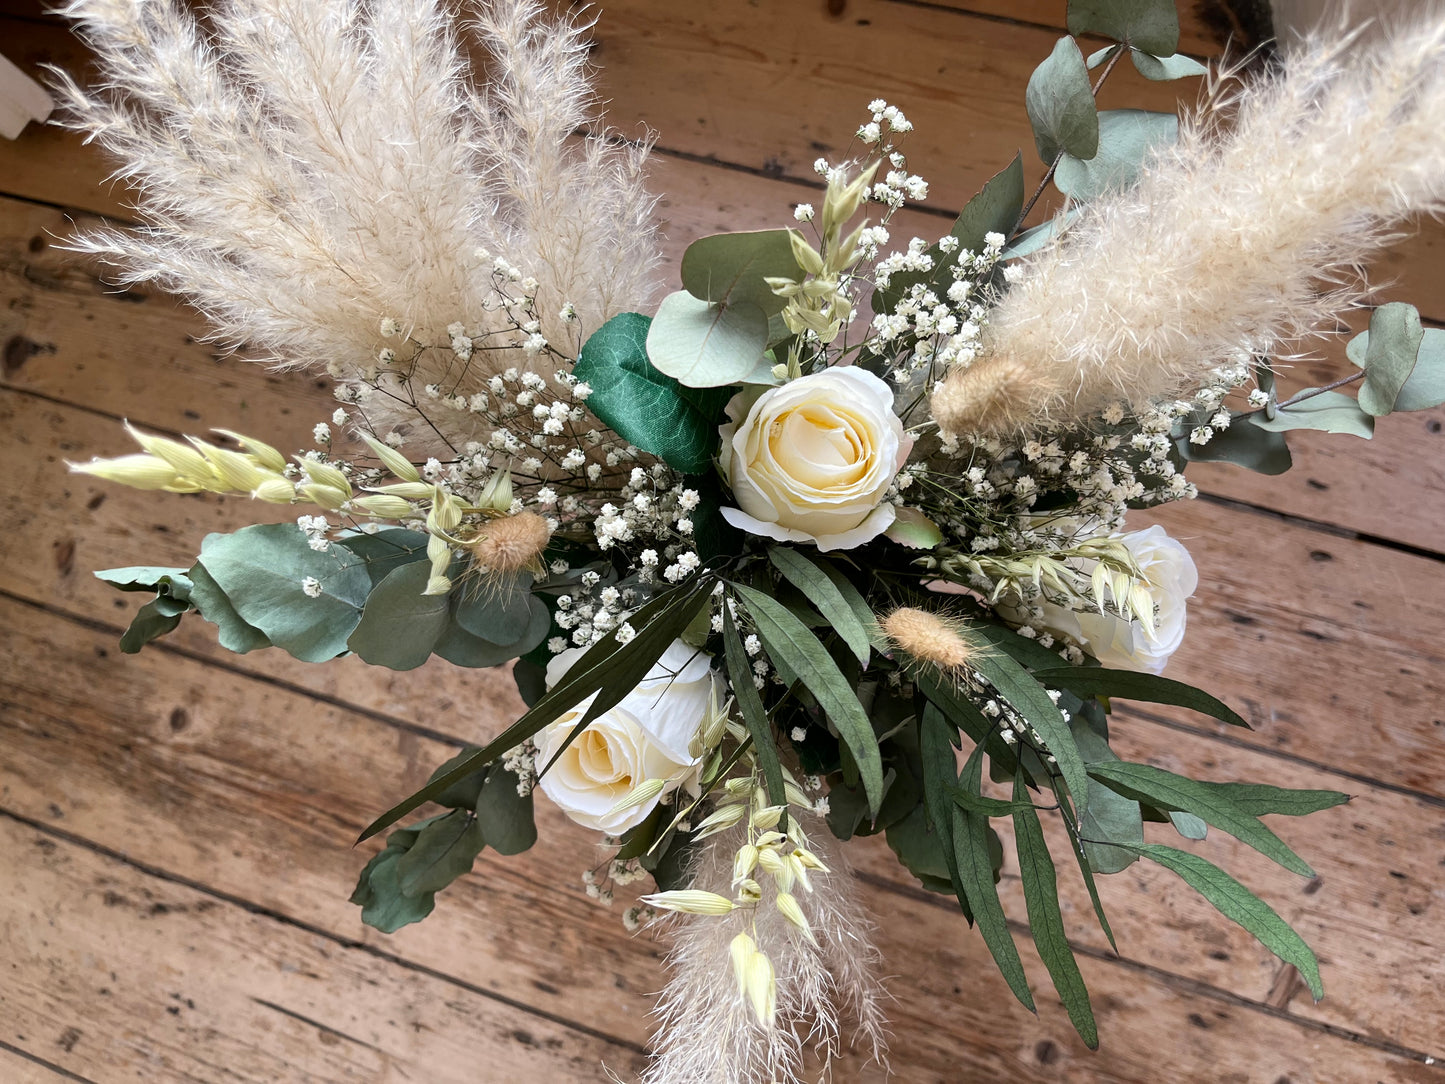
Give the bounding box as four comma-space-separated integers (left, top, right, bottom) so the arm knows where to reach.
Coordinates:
1037, 525, 1199, 675
532, 639, 719, 834
718, 367, 913, 552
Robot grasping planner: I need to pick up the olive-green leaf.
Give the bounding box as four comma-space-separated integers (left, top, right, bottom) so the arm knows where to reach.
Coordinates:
1013, 770, 1098, 1048
1001, 207, 1080, 260
396, 809, 486, 897
346, 561, 452, 670
574, 312, 734, 473
1175, 411, 1292, 475
475, 766, 537, 856
1348, 311, 1445, 413
767, 548, 871, 666
1202, 783, 1349, 817
1049, 777, 1118, 951
452, 573, 537, 646
681, 229, 803, 316
1054, 109, 1176, 200
1068, 0, 1181, 56
972, 651, 1091, 817
1027, 37, 1099, 164
350, 834, 437, 933
733, 583, 885, 817
646, 290, 769, 389
920, 705, 972, 920
1354, 302, 1423, 416
1123, 843, 1324, 999
1087, 761, 1317, 876
197, 523, 371, 662
1031, 666, 1250, 729
724, 608, 789, 825
186, 562, 271, 654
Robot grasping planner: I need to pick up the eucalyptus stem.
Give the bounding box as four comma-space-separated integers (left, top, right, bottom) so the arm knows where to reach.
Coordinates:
1276, 369, 1365, 409
1013, 42, 1127, 235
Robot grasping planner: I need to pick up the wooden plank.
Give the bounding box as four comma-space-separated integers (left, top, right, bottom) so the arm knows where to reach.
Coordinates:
8, 386, 1445, 806
2, 598, 1440, 1075
0, 1044, 92, 1084
0, 815, 648, 1083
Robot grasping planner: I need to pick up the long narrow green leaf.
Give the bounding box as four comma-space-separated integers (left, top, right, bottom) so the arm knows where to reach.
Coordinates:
723, 607, 788, 830
1087, 761, 1316, 877
733, 583, 884, 816
767, 547, 872, 665
1031, 666, 1250, 729
359, 581, 710, 841
1013, 770, 1098, 1048
814, 559, 881, 645
973, 651, 1091, 817
920, 705, 972, 924
1049, 777, 1117, 952
954, 741, 1035, 1010
1123, 843, 1324, 1000
1203, 783, 1350, 817
914, 670, 1021, 778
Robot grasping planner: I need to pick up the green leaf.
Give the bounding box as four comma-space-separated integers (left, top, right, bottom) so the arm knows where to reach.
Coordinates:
1354, 302, 1423, 417
119, 597, 186, 653
1068, 0, 1181, 56
732, 583, 884, 817
574, 312, 734, 473
1123, 843, 1324, 999
1026, 37, 1099, 164
432, 618, 533, 668
885, 803, 954, 893
914, 670, 1021, 778
1201, 783, 1349, 817
186, 562, 271, 653
767, 548, 872, 666
1013, 770, 1098, 1048
680, 229, 803, 316
1049, 777, 1118, 951
350, 832, 437, 933
954, 743, 1035, 1009
1175, 411, 1292, 475
645, 290, 769, 389
475, 766, 537, 855
1170, 811, 1208, 840
1001, 207, 1080, 260
1031, 666, 1250, 729
1130, 50, 1208, 79
920, 705, 973, 921
1054, 110, 1176, 200
1087, 761, 1317, 876
96, 566, 193, 593
1348, 317, 1445, 413
333, 529, 430, 586
347, 560, 451, 670
723, 607, 789, 826
1251, 391, 1375, 439
452, 573, 538, 646
972, 651, 1091, 817
196, 524, 371, 662
360, 581, 712, 842
396, 809, 485, 897
1068, 722, 1144, 874
426, 748, 488, 809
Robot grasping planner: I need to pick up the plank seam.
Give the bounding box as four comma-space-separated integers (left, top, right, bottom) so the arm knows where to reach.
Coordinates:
0, 807, 653, 1059
852, 869, 1445, 1066
1197, 491, 1445, 564
0, 1037, 100, 1084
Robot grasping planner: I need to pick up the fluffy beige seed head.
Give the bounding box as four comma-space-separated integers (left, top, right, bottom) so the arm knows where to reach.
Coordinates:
469, 510, 551, 574
930, 355, 1038, 441
879, 607, 974, 671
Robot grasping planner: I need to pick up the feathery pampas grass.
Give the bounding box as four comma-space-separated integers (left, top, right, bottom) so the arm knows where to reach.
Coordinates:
642, 819, 888, 1084
932, 17, 1445, 441
50, 0, 659, 454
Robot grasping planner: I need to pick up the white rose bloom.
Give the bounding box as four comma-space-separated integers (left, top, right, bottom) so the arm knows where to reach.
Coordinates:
718, 367, 913, 552
1038, 525, 1199, 675
533, 639, 719, 834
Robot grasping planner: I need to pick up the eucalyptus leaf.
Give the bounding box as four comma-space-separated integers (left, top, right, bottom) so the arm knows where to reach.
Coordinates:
574, 312, 734, 473
396, 809, 486, 896
1069, 723, 1143, 875
1014, 770, 1098, 1049
680, 229, 803, 316
1027, 36, 1099, 163
433, 618, 532, 668
1249, 391, 1374, 439
1088, 761, 1317, 876
1130, 50, 1208, 79
427, 748, 488, 809
452, 573, 537, 646
1054, 110, 1176, 200
1001, 208, 1080, 260
347, 560, 451, 670
475, 766, 537, 855
186, 562, 271, 653
1349, 322, 1445, 412
732, 583, 885, 817
1068, 0, 1181, 56
350, 831, 437, 933
1175, 411, 1292, 475
1354, 302, 1423, 416
96, 566, 193, 593
1122, 843, 1324, 999
885, 803, 954, 893
118, 598, 186, 653
197, 523, 371, 662
646, 290, 768, 389
334, 529, 431, 587
1170, 811, 1208, 840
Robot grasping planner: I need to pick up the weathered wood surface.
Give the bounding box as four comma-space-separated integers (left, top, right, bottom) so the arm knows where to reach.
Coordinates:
1, 1, 1443, 1082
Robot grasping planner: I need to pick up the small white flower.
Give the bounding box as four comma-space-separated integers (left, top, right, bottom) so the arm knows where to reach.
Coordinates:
301, 576, 323, 598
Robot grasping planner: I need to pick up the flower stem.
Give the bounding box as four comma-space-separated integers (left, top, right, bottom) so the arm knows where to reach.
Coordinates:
1276, 370, 1365, 409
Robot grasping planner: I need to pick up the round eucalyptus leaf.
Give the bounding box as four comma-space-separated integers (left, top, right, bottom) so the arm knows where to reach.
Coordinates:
1067, 0, 1181, 57
681, 229, 801, 315
1026, 36, 1099, 164
1250, 391, 1375, 439
1348, 311, 1445, 412
646, 290, 769, 388
453, 573, 537, 645
1351, 302, 1422, 416
347, 560, 451, 670
187, 561, 271, 654
1130, 50, 1208, 80
334, 528, 432, 587
1055, 110, 1177, 200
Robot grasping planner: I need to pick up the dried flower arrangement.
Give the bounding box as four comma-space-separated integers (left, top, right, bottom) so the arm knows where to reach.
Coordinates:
55, 0, 1445, 1079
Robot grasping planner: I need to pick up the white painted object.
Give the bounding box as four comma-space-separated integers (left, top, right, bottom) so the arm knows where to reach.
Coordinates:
0, 53, 52, 140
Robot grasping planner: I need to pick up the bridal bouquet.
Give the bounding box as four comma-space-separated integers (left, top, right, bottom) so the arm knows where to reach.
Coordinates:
57, 0, 1445, 1078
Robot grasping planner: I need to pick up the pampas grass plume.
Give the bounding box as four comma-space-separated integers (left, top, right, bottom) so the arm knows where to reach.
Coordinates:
933, 17, 1445, 440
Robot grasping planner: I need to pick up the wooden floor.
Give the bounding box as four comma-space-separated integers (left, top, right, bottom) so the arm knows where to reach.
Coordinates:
1, 2, 1443, 1081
